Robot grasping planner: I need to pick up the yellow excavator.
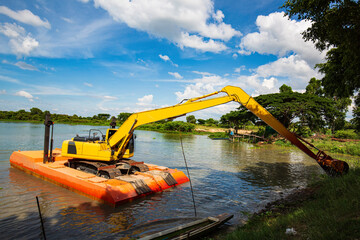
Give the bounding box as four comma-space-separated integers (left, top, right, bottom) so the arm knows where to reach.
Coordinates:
61, 86, 349, 178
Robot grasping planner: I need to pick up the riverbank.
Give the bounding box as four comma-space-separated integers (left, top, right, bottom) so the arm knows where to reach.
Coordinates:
273, 137, 360, 157
223, 163, 360, 240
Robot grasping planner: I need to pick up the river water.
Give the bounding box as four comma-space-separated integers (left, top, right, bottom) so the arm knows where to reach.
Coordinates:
0, 122, 358, 239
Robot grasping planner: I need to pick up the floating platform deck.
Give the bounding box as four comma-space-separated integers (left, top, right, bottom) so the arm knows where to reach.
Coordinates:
9, 149, 189, 206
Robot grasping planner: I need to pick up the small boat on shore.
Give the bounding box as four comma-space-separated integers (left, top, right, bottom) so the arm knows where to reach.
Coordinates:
139, 213, 233, 240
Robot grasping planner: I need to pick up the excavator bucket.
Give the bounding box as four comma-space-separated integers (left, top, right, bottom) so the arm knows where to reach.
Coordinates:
317, 156, 349, 176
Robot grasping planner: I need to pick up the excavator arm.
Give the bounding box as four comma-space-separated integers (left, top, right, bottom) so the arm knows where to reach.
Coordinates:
62, 85, 348, 175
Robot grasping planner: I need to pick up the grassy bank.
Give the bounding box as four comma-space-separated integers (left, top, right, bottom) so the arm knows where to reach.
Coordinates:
274, 138, 360, 157
225, 165, 360, 239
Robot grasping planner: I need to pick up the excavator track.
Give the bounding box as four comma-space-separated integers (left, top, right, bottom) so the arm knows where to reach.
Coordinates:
68, 160, 122, 179
121, 159, 150, 172
67, 159, 150, 179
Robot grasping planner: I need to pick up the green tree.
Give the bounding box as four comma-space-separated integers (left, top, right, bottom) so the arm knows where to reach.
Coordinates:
186, 115, 196, 124
205, 118, 219, 127
30, 107, 43, 115
220, 109, 255, 128
282, 0, 360, 132
117, 112, 132, 123
97, 113, 110, 120
279, 84, 293, 93
305, 78, 324, 96
305, 78, 350, 131
197, 119, 205, 125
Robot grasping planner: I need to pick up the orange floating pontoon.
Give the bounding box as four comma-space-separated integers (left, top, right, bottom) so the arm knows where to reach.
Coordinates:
10, 149, 189, 206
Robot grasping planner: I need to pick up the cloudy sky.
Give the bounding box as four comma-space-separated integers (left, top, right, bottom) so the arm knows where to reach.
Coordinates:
0, 0, 326, 119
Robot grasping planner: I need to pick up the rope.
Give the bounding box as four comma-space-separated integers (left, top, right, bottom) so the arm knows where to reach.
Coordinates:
179, 133, 197, 217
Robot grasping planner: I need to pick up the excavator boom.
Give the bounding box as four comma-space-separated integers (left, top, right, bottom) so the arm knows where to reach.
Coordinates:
62, 85, 348, 175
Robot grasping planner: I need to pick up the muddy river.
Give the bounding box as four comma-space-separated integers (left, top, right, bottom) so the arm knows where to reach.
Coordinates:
1, 122, 358, 239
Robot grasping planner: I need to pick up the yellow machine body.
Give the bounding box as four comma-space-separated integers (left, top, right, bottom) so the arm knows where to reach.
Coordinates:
61, 128, 134, 161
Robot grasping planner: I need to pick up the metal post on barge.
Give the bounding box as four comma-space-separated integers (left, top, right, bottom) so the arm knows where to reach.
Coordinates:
43, 113, 54, 164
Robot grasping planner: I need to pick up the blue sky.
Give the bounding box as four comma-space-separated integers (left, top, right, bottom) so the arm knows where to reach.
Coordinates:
0, 0, 330, 120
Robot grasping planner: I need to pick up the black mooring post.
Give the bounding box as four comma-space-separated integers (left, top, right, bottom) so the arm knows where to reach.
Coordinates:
110, 116, 116, 129
43, 113, 53, 164
36, 196, 47, 240
49, 124, 54, 162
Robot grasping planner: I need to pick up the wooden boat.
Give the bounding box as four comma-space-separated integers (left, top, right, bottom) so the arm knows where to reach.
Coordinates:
139, 213, 233, 240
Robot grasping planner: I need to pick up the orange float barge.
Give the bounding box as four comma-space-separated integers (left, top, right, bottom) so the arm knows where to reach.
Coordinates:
10, 149, 189, 206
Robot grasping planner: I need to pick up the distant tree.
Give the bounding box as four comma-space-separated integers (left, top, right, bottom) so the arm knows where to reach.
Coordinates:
197, 119, 206, 125
30, 107, 43, 115
186, 115, 196, 124
279, 84, 293, 93
16, 109, 29, 120
220, 109, 255, 128
205, 118, 219, 127
97, 113, 110, 120
305, 78, 324, 96
117, 112, 132, 123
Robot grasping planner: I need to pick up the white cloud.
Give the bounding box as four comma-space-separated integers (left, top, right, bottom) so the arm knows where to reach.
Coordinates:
262, 77, 277, 89
0, 23, 39, 56
159, 54, 170, 62
213, 10, 224, 23
84, 82, 93, 87
94, 0, 240, 53
15, 90, 35, 102
237, 49, 251, 56
103, 95, 117, 100
256, 55, 322, 88
2, 59, 38, 71
178, 32, 227, 53
232, 53, 238, 59
175, 74, 227, 101
137, 94, 153, 106
234, 65, 246, 73
239, 12, 325, 66
168, 72, 183, 79
0, 75, 21, 84
192, 71, 213, 77
61, 17, 73, 23
159, 54, 178, 67
14, 61, 38, 71
231, 11, 327, 96
237, 74, 279, 95
10, 35, 39, 56
174, 73, 243, 119
0, 90, 6, 94
0, 6, 51, 29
